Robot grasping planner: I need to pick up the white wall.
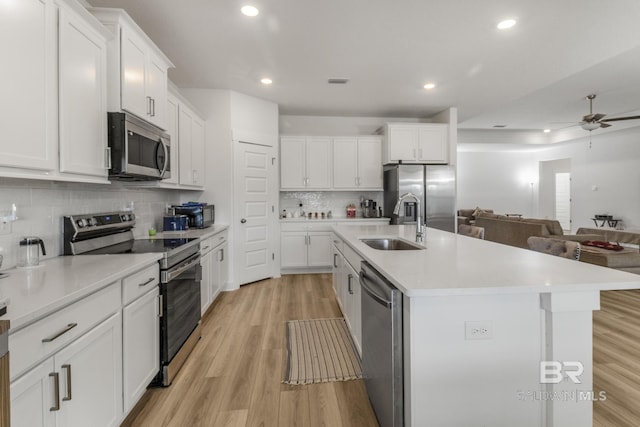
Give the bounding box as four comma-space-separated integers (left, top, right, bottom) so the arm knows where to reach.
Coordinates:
0, 179, 181, 270
458, 126, 640, 232
457, 147, 540, 217
179, 89, 280, 288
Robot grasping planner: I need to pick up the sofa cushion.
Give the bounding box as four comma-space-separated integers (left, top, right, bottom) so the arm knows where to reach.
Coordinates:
458, 209, 475, 218
522, 218, 563, 235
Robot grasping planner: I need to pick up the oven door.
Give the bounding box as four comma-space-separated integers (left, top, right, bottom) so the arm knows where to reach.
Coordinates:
160, 253, 201, 364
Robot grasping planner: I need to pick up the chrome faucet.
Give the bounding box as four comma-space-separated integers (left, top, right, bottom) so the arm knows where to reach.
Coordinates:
393, 192, 423, 242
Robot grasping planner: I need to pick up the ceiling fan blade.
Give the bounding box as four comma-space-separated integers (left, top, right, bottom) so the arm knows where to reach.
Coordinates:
583, 114, 595, 122
592, 113, 606, 121
601, 115, 640, 123
599, 122, 612, 128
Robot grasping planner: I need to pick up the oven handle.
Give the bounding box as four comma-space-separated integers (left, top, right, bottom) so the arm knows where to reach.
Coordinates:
165, 253, 201, 282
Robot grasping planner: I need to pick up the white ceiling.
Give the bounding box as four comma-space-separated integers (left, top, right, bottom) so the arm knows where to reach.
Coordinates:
88, 0, 640, 136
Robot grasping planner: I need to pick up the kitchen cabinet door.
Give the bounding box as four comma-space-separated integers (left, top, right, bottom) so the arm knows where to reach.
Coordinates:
122, 289, 159, 412
345, 260, 362, 355
212, 242, 228, 300
307, 232, 333, 267
163, 94, 179, 185
305, 138, 332, 189
417, 125, 448, 164
58, 5, 108, 179
281, 232, 308, 268
55, 313, 123, 427
357, 137, 383, 189
387, 125, 419, 163
0, 0, 57, 172
200, 247, 214, 314
10, 358, 55, 427
146, 52, 168, 129
120, 27, 148, 122
191, 117, 206, 186
332, 138, 358, 189
178, 105, 205, 187
280, 137, 306, 189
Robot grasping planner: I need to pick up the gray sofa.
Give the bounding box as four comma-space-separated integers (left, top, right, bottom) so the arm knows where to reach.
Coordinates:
474, 213, 598, 249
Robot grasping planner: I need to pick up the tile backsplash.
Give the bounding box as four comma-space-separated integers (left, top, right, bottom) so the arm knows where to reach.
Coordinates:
280, 191, 383, 218
0, 179, 181, 270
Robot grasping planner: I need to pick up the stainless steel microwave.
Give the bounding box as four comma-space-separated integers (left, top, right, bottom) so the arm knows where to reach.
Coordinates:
108, 112, 170, 180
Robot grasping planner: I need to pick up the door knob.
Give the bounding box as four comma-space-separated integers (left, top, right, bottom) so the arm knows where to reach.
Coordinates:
240, 218, 247, 223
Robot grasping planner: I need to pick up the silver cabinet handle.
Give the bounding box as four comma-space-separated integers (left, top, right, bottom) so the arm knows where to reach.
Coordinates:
42, 323, 78, 343
333, 253, 338, 268
147, 96, 152, 115
308, 235, 311, 245
50, 372, 60, 411
202, 246, 210, 251
138, 277, 155, 287
348, 273, 354, 294
220, 248, 224, 262
62, 364, 72, 401
158, 294, 163, 318
151, 98, 156, 117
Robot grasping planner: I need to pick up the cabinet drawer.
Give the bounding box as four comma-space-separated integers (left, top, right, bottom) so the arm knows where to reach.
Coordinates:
10, 283, 121, 380
343, 244, 363, 272
200, 231, 227, 255
281, 222, 336, 232
332, 234, 344, 253
122, 263, 160, 305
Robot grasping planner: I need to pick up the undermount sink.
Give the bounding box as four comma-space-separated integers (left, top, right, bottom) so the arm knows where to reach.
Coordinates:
360, 238, 424, 251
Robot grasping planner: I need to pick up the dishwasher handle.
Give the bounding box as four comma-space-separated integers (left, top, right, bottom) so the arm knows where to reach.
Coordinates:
359, 270, 392, 308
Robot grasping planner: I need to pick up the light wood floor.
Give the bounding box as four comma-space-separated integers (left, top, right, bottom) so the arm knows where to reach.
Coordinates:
121, 273, 379, 427
594, 290, 640, 427
121, 276, 640, 426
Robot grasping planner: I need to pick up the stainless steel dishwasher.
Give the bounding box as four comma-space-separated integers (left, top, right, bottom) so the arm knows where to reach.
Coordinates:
359, 261, 403, 427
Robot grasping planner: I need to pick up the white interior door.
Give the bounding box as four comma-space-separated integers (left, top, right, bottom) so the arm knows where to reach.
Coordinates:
234, 142, 277, 285
555, 172, 571, 232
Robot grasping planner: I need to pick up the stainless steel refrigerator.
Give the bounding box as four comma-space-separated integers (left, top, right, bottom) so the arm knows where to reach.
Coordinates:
383, 164, 456, 232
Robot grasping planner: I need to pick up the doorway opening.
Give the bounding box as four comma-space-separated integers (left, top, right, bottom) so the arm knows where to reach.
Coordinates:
555, 172, 571, 232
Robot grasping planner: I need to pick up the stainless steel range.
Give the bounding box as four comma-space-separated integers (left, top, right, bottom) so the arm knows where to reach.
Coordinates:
63, 211, 202, 386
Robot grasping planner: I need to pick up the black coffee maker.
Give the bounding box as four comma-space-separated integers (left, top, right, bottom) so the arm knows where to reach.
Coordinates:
362, 199, 378, 218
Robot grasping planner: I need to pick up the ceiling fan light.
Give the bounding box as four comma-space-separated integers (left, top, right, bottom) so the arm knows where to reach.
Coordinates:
581, 122, 601, 131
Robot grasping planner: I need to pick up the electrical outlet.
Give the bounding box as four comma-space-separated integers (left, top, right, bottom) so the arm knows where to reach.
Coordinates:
465, 321, 493, 340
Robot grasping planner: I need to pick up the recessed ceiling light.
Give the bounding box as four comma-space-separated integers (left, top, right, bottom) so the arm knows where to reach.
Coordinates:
423, 82, 436, 90
492, 125, 507, 128
241, 5, 259, 17
543, 129, 551, 133
260, 77, 272, 85
497, 19, 516, 30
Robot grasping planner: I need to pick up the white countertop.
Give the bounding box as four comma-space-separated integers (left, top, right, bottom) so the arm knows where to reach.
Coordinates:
333, 224, 640, 297
281, 217, 389, 223
0, 253, 163, 332
154, 224, 229, 239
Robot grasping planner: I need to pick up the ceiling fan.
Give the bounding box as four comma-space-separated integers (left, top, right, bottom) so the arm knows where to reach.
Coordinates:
577, 94, 640, 131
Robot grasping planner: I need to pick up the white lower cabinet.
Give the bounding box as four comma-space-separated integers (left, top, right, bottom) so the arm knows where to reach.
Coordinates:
122, 287, 159, 412
11, 313, 123, 427
200, 231, 229, 314
281, 231, 333, 269
331, 236, 362, 356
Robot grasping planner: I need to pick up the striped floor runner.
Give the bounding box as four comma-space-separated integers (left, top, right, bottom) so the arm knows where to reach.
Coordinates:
283, 318, 362, 385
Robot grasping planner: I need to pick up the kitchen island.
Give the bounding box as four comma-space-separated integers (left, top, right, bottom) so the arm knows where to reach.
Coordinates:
332, 224, 640, 427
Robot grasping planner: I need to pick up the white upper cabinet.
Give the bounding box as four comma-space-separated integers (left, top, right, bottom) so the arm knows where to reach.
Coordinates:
0, 0, 112, 183
0, 0, 57, 173
163, 94, 179, 185
333, 137, 382, 190
58, 2, 109, 179
383, 123, 449, 164
91, 8, 173, 130
280, 137, 331, 190
178, 102, 205, 188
